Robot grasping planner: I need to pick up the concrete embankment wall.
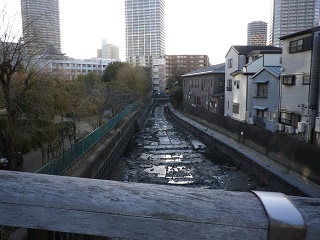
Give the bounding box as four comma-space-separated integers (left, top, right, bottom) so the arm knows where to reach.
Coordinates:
72, 99, 154, 179
172, 103, 320, 194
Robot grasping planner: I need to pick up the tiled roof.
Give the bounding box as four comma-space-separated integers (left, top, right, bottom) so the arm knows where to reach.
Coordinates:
232, 45, 282, 55
181, 63, 225, 77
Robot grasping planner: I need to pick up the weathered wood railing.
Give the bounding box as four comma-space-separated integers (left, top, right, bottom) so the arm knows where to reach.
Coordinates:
0, 170, 320, 240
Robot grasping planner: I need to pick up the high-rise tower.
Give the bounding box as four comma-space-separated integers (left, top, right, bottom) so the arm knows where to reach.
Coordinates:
270, 0, 320, 47
125, 0, 165, 66
20, 0, 61, 54
247, 21, 268, 46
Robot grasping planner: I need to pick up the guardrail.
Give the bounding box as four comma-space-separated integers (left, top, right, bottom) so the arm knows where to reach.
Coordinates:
36, 101, 140, 175
0, 170, 319, 240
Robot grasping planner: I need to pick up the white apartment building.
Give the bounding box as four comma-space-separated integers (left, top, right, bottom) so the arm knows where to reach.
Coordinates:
125, 0, 165, 67
45, 58, 115, 79
97, 39, 120, 61
152, 57, 166, 93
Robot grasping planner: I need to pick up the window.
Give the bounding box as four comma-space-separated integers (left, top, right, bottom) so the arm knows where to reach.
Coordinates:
219, 78, 224, 91
282, 75, 295, 85
266, 112, 274, 122
234, 80, 240, 89
226, 79, 232, 91
303, 75, 310, 85
233, 103, 239, 114
289, 39, 303, 53
251, 55, 260, 61
288, 36, 313, 53
227, 58, 233, 68
279, 112, 292, 125
255, 83, 268, 98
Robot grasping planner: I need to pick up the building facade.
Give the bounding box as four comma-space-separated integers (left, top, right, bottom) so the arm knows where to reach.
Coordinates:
278, 26, 320, 144
247, 21, 268, 46
97, 39, 120, 61
21, 0, 61, 54
45, 58, 113, 80
182, 64, 225, 115
165, 55, 210, 80
125, 0, 165, 67
152, 57, 166, 94
251, 66, 281, 132
224, 46, 282, 120
270, 0, 320, 47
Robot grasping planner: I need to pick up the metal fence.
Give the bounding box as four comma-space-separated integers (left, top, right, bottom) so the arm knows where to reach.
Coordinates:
36, 101, 140, 175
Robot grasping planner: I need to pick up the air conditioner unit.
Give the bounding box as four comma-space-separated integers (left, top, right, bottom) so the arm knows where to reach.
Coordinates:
315, 117, 320, 133
276, 123, 284, 131
285, 125, 294, 134
297, 122, 307, 133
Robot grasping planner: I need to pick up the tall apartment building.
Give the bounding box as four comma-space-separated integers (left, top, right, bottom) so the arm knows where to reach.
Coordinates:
97, 39, 120, 60
247, 21, 268, 45
125, 0, 165, 67
21, 0, 61, 55
165, 55, 210, 78
270, 0, 320, 47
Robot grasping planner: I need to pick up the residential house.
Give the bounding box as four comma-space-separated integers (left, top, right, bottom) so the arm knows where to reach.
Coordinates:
224, 46, 282, 122
278, 26, 320, 144
181, 64, 225, 115
251, 66, 281, 131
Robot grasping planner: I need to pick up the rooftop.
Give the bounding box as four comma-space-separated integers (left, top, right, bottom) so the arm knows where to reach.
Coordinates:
181, 63, 225, 77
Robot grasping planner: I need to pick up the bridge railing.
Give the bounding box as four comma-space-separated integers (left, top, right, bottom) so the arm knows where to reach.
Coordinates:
36, 101, 140, 175
0, 170, 319, 240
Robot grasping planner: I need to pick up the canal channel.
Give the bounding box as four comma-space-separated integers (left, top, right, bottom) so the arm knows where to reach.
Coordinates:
110, 105, 274, 192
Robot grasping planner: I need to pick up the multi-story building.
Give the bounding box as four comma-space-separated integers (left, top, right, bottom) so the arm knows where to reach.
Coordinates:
45, 58, 113, 80
97, 39, 120, 61
181, 64, 225, 115
247, 21, 268, 46
21, 0, 61, 55
270, 0, 320, 47
278, 26, 320, 144
125, 0, 165, 67
224, 46, 282, 120
165, 55, 210, 79
152, 57, 166, 94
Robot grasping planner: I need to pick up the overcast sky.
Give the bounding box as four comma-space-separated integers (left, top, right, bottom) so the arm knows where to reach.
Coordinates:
2, 0, 271, 64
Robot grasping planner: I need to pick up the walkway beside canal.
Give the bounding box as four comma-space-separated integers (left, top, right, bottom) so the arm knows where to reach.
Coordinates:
168, 103, 320, 198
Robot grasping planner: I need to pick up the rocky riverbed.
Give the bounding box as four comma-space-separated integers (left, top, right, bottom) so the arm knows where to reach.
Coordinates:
111, 105, 272, 192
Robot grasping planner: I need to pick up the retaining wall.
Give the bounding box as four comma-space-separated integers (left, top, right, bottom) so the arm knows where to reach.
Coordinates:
72, 98, 153, 179
175, 103, 320, 190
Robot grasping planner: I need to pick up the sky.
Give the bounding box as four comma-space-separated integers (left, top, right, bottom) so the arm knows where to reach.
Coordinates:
1, 0, 272, 65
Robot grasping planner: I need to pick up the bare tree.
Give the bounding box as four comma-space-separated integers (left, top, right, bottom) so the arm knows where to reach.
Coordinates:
0, 6, 51, 169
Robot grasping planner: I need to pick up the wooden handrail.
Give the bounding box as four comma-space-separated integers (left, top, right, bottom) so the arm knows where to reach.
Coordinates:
0, 170, 319, 240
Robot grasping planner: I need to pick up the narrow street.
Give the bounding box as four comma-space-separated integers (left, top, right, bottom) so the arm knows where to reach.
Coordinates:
111, 105, 272, 192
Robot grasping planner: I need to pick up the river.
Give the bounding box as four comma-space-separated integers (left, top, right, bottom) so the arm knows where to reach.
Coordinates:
110, 105, 273, 192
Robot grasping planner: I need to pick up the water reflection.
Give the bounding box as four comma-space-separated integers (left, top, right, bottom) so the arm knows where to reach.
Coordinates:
118, 105, 269, 191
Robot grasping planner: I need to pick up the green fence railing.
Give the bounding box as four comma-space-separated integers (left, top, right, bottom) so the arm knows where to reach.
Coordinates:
36, 101, 140, 175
